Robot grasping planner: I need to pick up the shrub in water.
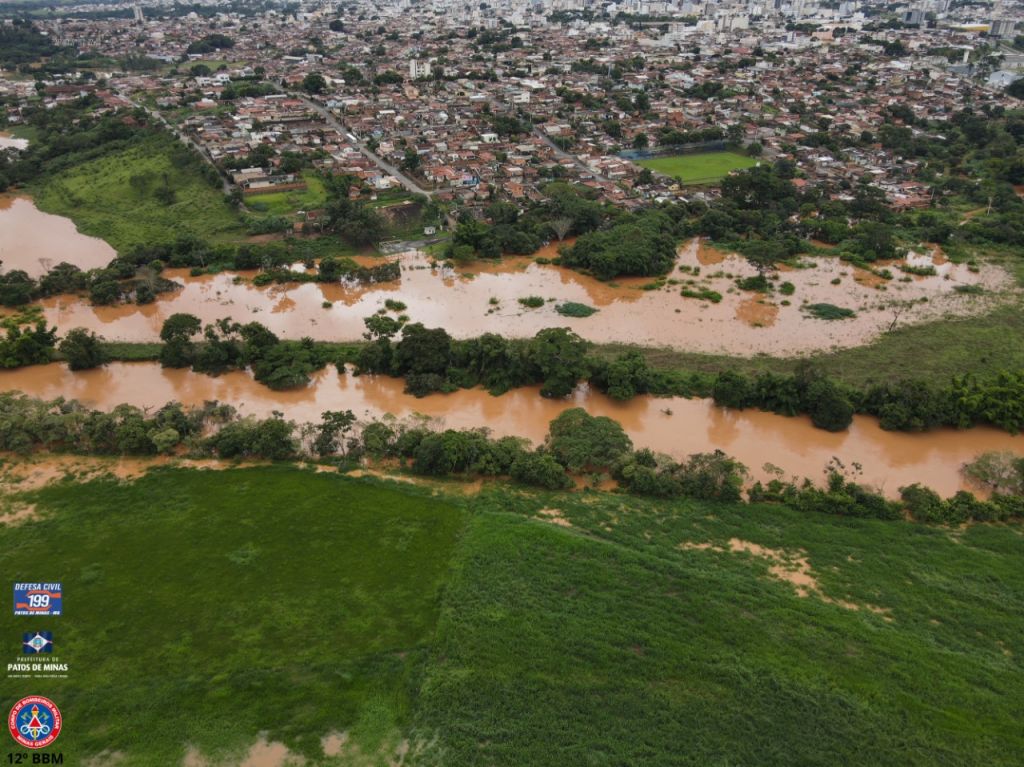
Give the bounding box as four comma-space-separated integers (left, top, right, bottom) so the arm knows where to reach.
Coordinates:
555, 302, 598, 318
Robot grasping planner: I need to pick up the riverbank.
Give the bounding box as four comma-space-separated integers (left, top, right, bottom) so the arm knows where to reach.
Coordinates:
3, 189, 1021, 373
2, 360, 1020, 497
31, 238, 1012, 357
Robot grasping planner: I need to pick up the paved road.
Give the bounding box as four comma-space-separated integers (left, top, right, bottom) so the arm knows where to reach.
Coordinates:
532, 127, 611, 183
463, 85, 611, 184
295, 95, 434, 199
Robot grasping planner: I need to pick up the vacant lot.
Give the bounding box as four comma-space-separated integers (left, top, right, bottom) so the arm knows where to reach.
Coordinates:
1, 466, 1021, 765
31, 132, 245, 251
637, 151, 758, 184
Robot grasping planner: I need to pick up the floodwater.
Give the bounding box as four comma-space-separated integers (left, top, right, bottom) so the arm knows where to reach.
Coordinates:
32, 238, 1008, 356
2, 361, 1019, 498
0, 196, 1007, 353
0, 131, 29, 151
0, 195, 116, 277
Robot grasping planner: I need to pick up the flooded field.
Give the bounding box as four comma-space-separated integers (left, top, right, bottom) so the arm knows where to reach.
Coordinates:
0, 194, 116, 277
0, 195, 1009, 354
0, 131, 29, 151
2, 361, 1019, 498
2, 194, 1019, 497
30, 238, 1007, 356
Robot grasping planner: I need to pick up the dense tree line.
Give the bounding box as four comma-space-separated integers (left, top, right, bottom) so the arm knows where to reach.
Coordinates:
0, 392, 1019, 524
352, 318, 1024, 434
0, 20, 71, 69
706, 368, 1024, 434
0, 237, 401, 309
0, 314, 56, 369
159, 314, 330, 390
0, 97, 140, 192
185, 34, 235, 55
444, 183, 609, 263
357, 320, 591, 398
2, 300, 1021, 435
559, 208, 678, 279
148, 313, 1024, 434
0, 258, 179, 308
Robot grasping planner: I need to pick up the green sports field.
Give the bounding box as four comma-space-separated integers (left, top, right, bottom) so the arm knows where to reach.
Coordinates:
1, 465, 1022, 765
637, 151, 759, 184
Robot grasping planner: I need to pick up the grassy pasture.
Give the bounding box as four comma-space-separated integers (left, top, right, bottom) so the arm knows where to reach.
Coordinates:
31, 132, 245, 252
0, 466, 1021, 764
0, 466, 464, 764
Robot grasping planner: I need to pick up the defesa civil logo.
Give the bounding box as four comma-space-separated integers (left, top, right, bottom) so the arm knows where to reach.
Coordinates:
13, 583, 62, 617
7, 695, 62, 749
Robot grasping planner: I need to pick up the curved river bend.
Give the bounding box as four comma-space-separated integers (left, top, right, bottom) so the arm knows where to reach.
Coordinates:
2, 361, 1019, 498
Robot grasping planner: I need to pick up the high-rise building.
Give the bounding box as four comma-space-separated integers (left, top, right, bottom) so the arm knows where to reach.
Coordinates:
902, 9, 924, 26
990, 18, 1017, 39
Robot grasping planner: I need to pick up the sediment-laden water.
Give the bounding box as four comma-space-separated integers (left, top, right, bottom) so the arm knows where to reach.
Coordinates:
1, 361, 1018, 498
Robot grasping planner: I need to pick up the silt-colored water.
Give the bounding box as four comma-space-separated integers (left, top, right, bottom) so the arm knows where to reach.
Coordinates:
2, 361, 1018, 498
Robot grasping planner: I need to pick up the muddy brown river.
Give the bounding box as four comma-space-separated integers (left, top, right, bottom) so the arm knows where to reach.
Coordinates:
2, 196, 1019, 497
2, 361, 1019, 498
0, 195, 116, 277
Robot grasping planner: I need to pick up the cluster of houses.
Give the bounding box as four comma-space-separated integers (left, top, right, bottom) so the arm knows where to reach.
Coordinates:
2, 0, 1020, 216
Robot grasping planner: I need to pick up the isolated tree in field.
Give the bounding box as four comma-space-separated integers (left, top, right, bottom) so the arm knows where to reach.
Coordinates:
58, 328, 108, 371
548, 217, 573, 242
885, 299, 916, 332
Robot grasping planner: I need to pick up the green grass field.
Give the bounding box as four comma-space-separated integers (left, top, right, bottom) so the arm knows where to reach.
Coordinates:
595, 296, 1024, 386
246, 172, 328, 217
637, 151, 758, 184
0, 466, 463, 764
5, 124, 38, 142
1, 466, 1022, 764
31, 132, 245, 252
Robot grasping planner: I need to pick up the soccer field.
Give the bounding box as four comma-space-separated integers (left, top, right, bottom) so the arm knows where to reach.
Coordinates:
637, 151, 759, 183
